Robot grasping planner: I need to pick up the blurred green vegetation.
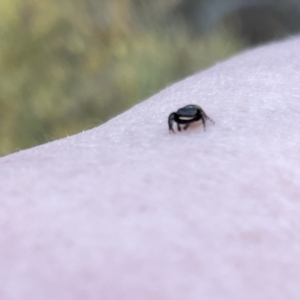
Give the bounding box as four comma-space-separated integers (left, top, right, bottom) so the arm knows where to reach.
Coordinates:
0, 0, 244, 156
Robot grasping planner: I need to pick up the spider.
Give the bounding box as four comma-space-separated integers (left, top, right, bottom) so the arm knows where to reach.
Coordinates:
168, 104, 214, 133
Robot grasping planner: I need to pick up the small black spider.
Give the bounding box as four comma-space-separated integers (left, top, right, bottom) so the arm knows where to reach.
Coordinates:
168, 104, 214, 133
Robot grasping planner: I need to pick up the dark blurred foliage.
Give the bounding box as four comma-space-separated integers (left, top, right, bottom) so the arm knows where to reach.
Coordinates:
175, 0, 300, 45
1, 0, 298, 156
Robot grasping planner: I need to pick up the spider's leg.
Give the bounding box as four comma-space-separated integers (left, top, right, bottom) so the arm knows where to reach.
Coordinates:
168, 113, 176, 133
183, 123, 191, 130
206, 116, 215, 124
203, 112, 215, 124
201, 117, 206, 131
177, 123, 181, 132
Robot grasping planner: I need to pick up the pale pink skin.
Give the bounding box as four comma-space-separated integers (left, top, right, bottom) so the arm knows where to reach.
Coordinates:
1, 37, 300, 300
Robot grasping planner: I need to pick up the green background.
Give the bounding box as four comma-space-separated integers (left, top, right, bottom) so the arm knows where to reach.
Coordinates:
0, 0, 244, 156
